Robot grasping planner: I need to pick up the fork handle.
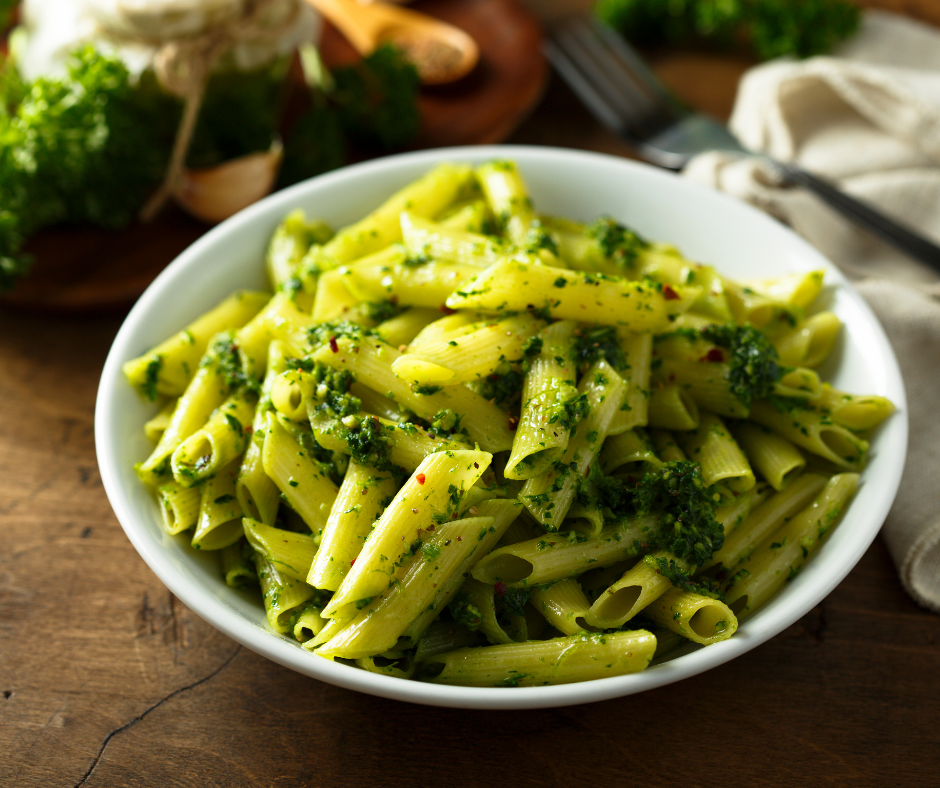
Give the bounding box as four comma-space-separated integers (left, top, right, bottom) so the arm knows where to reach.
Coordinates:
774, 161, 940, 273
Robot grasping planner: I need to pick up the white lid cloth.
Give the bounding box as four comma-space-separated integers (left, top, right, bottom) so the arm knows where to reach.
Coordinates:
684, 10, 940, 611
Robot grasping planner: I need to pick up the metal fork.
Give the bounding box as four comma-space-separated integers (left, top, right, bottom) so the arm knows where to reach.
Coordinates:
545, 15, 940, 272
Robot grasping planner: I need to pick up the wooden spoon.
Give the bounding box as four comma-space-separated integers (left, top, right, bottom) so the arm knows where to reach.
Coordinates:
306, 0, 479, 84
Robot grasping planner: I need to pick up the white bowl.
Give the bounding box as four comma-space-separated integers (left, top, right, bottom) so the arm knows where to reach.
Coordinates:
96, 145, 907, 709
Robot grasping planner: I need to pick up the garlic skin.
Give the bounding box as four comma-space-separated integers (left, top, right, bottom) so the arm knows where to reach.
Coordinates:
173, 139, 285, 224
17, 0, 319, 80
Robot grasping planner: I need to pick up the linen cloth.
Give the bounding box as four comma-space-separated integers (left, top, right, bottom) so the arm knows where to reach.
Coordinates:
684, 11, 940, 611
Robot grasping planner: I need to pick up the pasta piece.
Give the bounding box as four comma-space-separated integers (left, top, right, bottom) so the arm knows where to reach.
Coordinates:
413, 623, 484, 662
292, 600, 329, 642
476, 160, 545, 251
350, 382, 411, 423
261, 413, 340, 537
392, 314, 545, 385
235, 291, 302, 381
156, 480, 201, 535
355, 651, 416, 680
222, 539, 257, 589
638, 246, 732, 322
647, 383, 700, 430
171, 393, 255, 487
236, 341, 288, 525
375, 308, 441, 348
311, 268, 361, 322
265, 208, 332, 288
738, 270, 825, 309
521, 360, 627, 529
437, 199, 489, 233
815, 384, 896, 432
123, 290, 269, 398
607, 331, 653, 435
319, 163, 473, 264
244, 519, 319, 581
310, 412, 467, 473
722, 278, 801, 330
645, 588, 738, 645
649, 429, 686, 462
454, 578, 529, 646
600, 429, 661, 477
400, 210, 504, 268
505, 320, 579, 480
191, 459, 244, 551
724, 474, 858, 617
733, 422, 806, 491
445, 257, 699, 330
748, 399, 869, 470
321, 449, 490, 621
143, 399, 176, 443
675, 412, 755, 493
255, 555, 317, 634
530, 579, 598, 635
312, 334, 514, 452
419, 630, 657, 686
136, 341, 232, 486
401, 498, 523, 642
345, 259, 480, 310
706, 472, 828, 570
315, 516, 499, 658
307, 462, 399, 592
774, 312, 842, 368
471, 514, 660, 587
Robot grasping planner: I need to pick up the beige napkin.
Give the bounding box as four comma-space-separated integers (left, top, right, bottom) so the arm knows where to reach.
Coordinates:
684, 10, 940, 612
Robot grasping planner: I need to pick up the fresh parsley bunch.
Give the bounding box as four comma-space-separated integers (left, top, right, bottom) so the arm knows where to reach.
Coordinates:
595, 0, 861, 60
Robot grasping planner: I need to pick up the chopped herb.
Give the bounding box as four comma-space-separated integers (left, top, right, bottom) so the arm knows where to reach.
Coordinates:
142, 355, 163, 402
585, 216, 649, 272
701, 323, 788, 408
413, 383, 443, 396
573, 325, 627, 371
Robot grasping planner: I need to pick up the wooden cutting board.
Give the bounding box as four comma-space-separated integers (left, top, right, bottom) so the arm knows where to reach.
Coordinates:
1, 0, 547, 314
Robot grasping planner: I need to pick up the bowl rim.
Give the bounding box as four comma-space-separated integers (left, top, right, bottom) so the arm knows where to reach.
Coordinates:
96, 144, 908, 709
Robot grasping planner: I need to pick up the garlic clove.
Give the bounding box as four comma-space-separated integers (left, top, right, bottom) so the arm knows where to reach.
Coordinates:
173, 139, 284, 223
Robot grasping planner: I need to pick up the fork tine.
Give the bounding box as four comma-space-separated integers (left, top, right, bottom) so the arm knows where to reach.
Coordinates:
545, 28, 631, 135
564, 18, 664, 114
548, 30, 665, 140
589, 18, 678, 108
546, 17, 680, 141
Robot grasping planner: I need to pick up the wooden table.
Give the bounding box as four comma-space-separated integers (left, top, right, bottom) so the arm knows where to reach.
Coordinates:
3, 3, 940, 786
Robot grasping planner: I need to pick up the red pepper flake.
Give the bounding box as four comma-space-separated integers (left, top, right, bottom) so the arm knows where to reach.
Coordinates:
457, 536, 462, 541
416, 473, 426, 485
508, 414, 519, 432
412, 507, 419, 514
487, 374, 500, 381
439, 305, 456, 315
349, 558, 356, 566
473, 462, 479, 469
329, 336, 339, 353
494, 581, 508, 597
700, 347, 724, 363
427, 524, 435, 531
662, 284, 680, 300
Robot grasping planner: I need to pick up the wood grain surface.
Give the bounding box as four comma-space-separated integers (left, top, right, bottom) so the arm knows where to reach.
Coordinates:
3, 2, 940, 786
